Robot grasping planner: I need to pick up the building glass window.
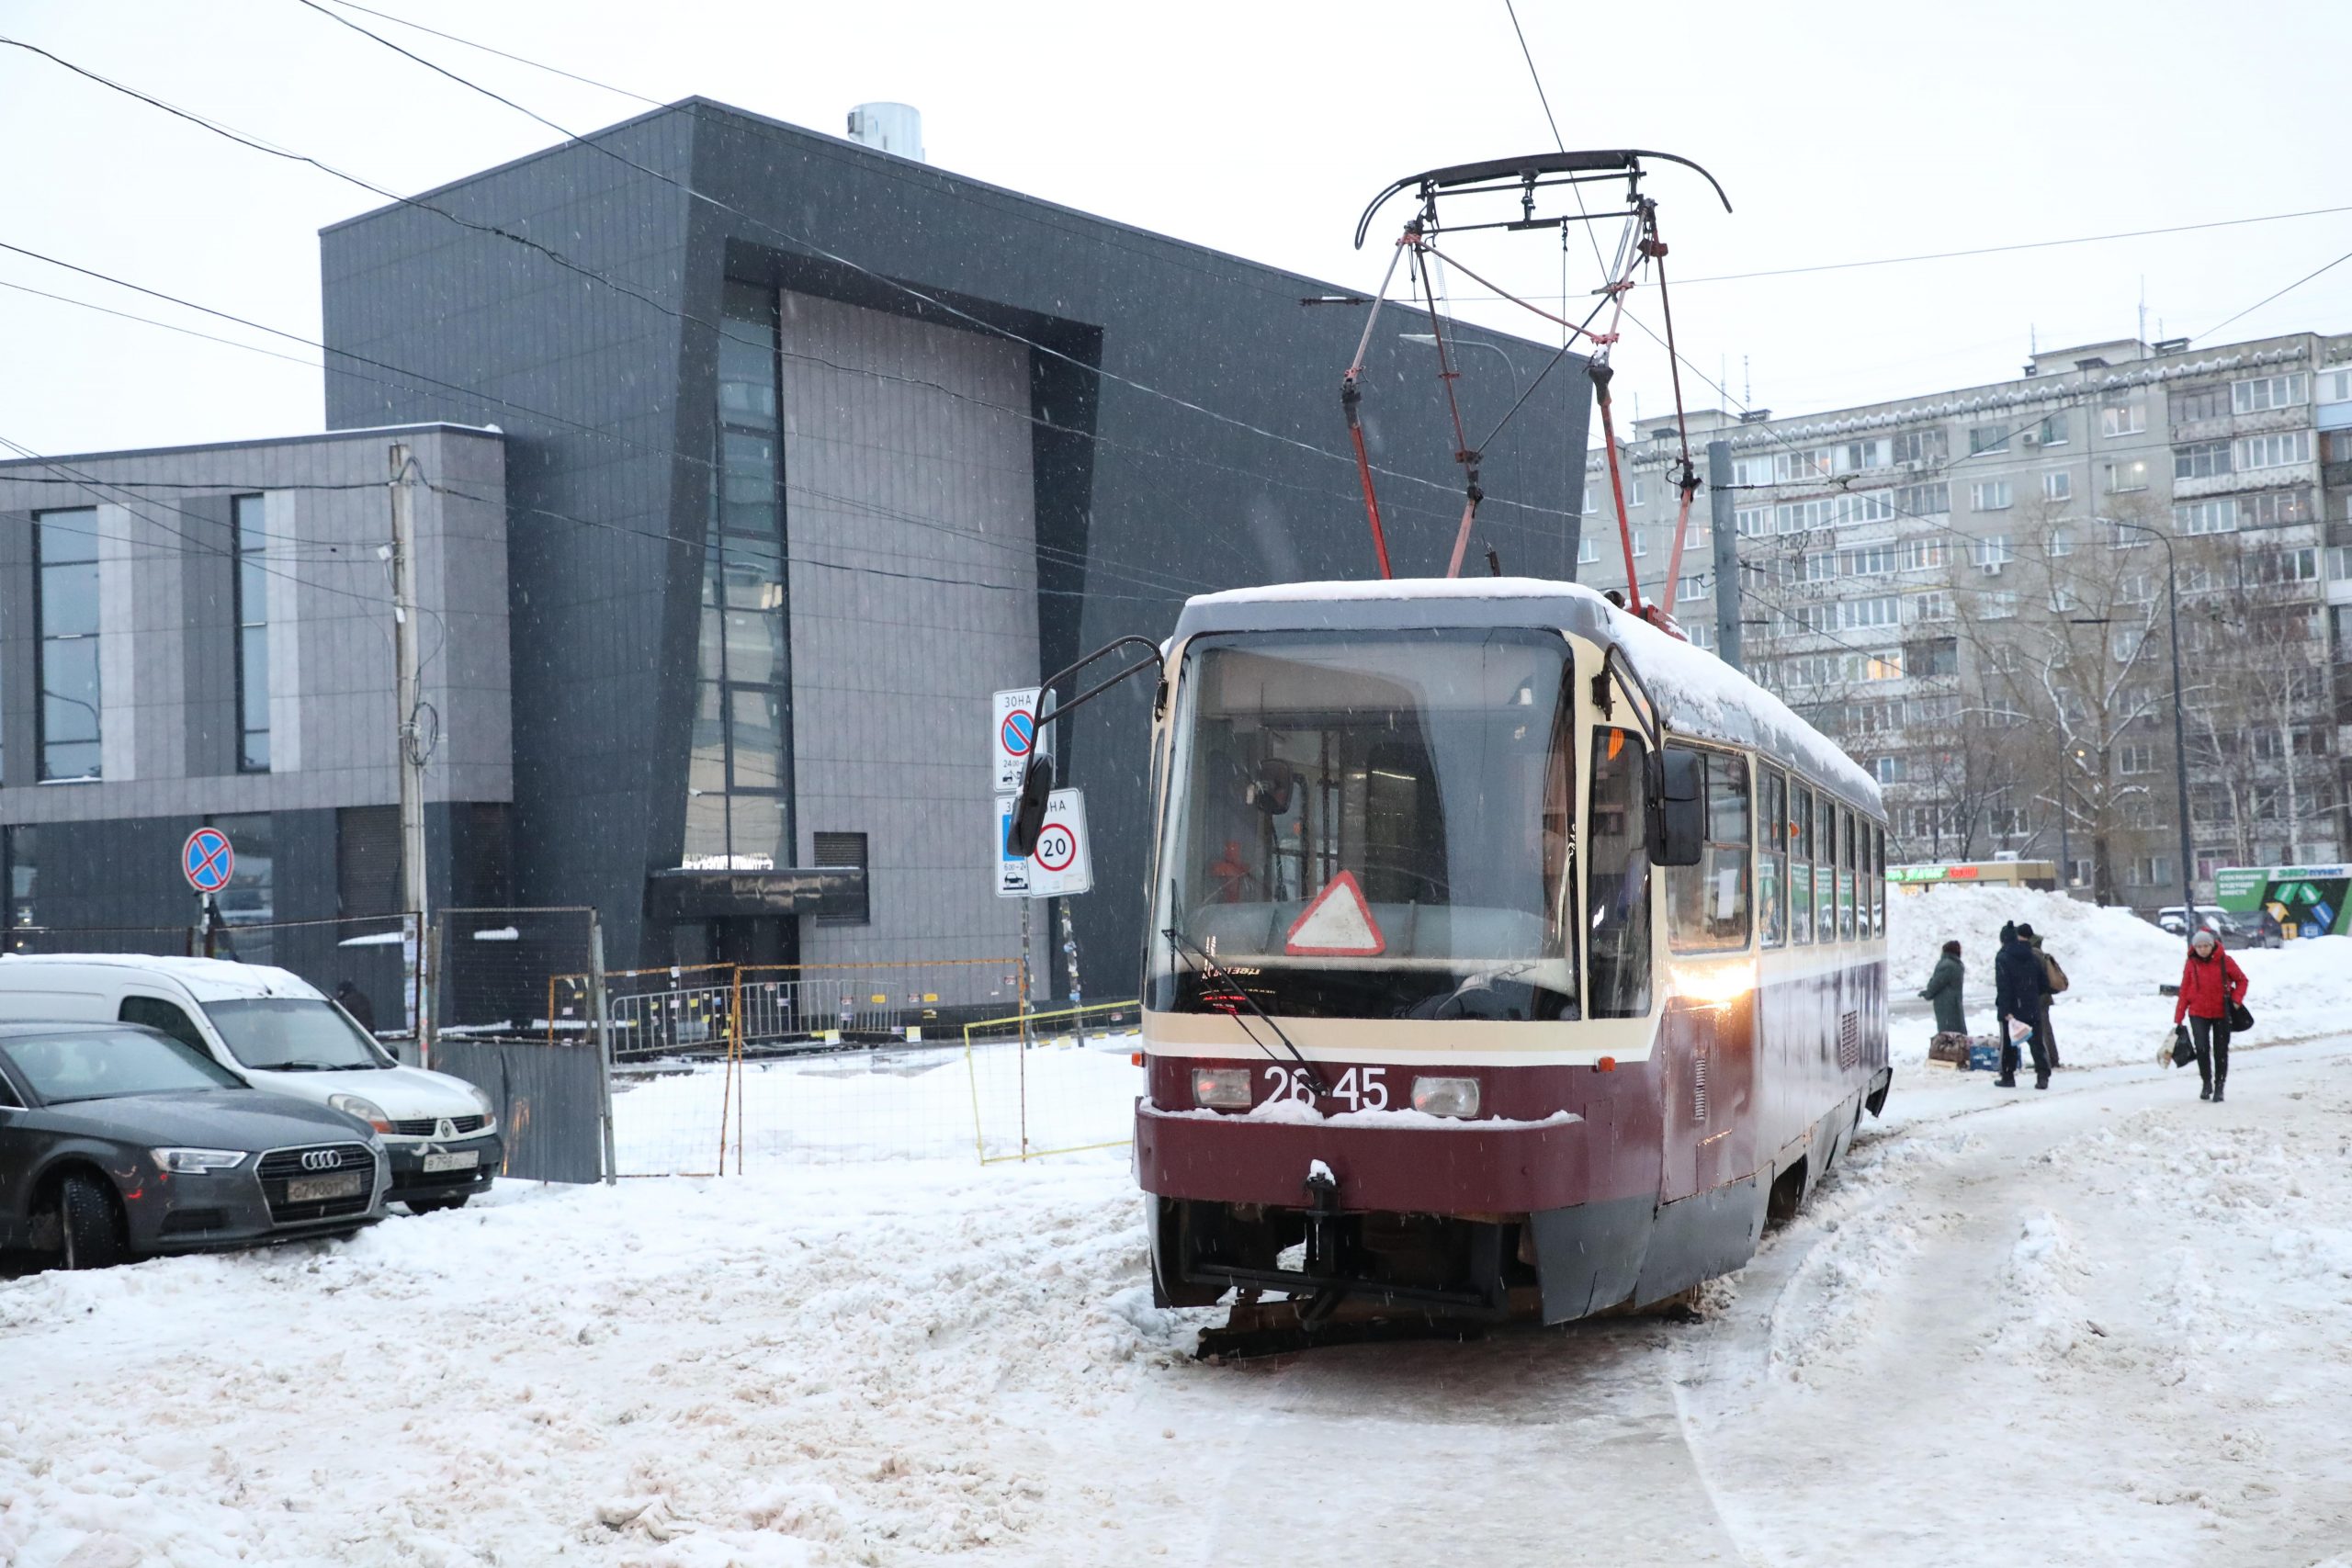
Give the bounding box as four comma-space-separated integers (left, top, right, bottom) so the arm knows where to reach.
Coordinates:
685, 281, 793, 871
209, 813, 274, 928
6, 826, 36, 931
35, 508, 101, 781
233, 494, 270, 772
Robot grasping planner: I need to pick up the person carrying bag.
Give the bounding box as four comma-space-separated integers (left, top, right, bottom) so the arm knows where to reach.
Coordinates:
2173, 929, 2249, 1103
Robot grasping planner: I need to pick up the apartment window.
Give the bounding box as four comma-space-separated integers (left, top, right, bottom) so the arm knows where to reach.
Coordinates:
2036, 413, 2069, 446
1872, 756, 1907, 784
2047, 525, 2075, 557
2105, 458, 2150, 492
2327, 545, 2352, 582
813, 831, 871, 924
1838, 544, 1898, 577
1628, 478, 1647, 509
2245, 489, 2312, 525
1858, 649, 1905, 682
35, 508, 101, 781
232, 494, 270, 772
1912, 590, 1952, 623
2171, 385, 2230, 423
2119, 571, 2155, 604
1894, 481, 1950, 517
1974, 534, 2013, 570
1803, 551, 1837, 583
1982, 591, 2018, 619
2321, 368, 2352, 405
1677, 574, 1709, 603
2264, 547, 2320, 583
1901, 537, 1950, 570
2119, 742, 2155, 775
2111, 626, 2146, 662
2232, 373, 2308, 413
1892, 428, 1947, 466
1583, 482, 1600, 515
2235, 430, 2312, 470
1735, 506, 1769, 538
1839, 491, 1895, 526
1578, 536, 1600, 564
1911, 637, 1960, 678
2100, 396, 2145, 437
1630, 529, 1647, 557
1687, 622, 1715, 651
1969, 424, 2011, 457
1970, 480, 2013, 512
2174, 440, 2232, 480
1776, 498, 1840, 534
2132, 855, 2174, 889
2177, 498, 2237, 536
2041, 471, 2072, 502
1841, 595, 1900, 630
2048, 584, 2079, 612
1730, 456, 1775, 487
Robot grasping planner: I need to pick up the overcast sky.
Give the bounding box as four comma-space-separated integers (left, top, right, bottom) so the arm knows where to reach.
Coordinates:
5, 0, 2351, 459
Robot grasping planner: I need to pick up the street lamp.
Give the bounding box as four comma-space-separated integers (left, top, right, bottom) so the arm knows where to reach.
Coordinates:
2103, 517, 2196, 935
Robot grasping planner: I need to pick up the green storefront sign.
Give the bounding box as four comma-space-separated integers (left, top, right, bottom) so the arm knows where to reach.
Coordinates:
2211, 864, 2351, 936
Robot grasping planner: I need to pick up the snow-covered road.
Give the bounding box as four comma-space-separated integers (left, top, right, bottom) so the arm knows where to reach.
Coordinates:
8, 1038, 2352, 1566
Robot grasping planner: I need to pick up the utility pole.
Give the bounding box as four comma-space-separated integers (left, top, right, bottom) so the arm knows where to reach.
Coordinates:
389, 443, 432, 1044
1707, 439, 1740, 671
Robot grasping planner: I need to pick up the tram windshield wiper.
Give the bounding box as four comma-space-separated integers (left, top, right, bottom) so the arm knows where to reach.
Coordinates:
1162, 925, 1328, 1095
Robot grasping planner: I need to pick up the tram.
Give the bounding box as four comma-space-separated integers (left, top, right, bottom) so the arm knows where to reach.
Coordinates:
1130, 578, 1891, 1330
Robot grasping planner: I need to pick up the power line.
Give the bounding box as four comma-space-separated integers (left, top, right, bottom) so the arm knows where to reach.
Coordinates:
2193, 243, 2352, 344
311, 0, 662, 106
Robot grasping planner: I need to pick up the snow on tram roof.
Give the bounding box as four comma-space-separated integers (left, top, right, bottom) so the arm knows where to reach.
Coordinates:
1175, 577, 1882, 811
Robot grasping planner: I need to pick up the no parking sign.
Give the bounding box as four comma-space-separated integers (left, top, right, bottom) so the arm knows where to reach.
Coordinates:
182, 827, 235, 895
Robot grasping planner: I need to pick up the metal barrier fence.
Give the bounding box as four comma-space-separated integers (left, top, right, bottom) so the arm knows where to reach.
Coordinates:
568, 958, 1026, 1066
429, 907, 614, 1185
964, 1001, 1142, 1164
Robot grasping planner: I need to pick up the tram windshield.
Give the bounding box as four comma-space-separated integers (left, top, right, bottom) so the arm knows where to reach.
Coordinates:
1148, 627, 1577, 1021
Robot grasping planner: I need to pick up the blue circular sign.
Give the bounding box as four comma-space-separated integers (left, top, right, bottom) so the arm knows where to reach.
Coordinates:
183, 828, 235, 894
1001, 711, 1035, 757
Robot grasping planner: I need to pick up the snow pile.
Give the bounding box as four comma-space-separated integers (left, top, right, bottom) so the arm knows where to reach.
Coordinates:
1885, 885, 2352, 1069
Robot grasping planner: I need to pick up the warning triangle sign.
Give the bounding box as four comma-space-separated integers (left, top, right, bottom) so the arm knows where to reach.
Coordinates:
1284, 871, 1386, 956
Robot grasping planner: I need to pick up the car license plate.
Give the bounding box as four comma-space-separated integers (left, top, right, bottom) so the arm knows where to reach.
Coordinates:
421, 1150, 481, 1174
286, 1172, 366, 1203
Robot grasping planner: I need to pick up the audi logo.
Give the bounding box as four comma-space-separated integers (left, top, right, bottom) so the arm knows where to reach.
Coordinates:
300, 1149, 344, 1172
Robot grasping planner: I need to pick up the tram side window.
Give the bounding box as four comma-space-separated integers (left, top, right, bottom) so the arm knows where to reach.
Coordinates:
1815, 793, 1838, 942
1667, 749, 1751, 952
1758, 767, 1787, 948
1838, 807, 1858, 942
1587, 728, 1652, 1017
1790, 786, 1815, 944
1871, 824, 1886, 936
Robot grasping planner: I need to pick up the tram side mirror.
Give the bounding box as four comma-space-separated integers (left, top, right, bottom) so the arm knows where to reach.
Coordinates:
1652, 747, 1705, 868
1006, 755, 1055, 858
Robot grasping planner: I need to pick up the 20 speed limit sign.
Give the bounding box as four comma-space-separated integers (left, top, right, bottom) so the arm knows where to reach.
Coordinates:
998, 788, 1092, 897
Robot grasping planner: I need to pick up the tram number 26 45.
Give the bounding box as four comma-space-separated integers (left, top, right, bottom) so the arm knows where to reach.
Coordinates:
1264, 1065, 1387, 1111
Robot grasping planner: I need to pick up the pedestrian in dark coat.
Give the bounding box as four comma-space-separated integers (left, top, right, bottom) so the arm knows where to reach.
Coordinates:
2027, 930, 2065, 1071
1994, 921, 2052, 1089
1920, 941, 1967, 1034
2174, 930, 2248, 1103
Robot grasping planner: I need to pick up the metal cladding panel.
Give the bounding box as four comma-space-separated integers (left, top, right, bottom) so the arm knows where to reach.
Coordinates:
775, 289, 1036, 969
426, 1038, 604, 1184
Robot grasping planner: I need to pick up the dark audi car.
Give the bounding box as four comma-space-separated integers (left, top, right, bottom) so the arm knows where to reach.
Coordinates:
0, 1022, 389, 1269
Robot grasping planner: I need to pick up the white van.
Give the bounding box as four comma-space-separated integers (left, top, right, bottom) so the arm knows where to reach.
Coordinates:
0, 954, 501, 1212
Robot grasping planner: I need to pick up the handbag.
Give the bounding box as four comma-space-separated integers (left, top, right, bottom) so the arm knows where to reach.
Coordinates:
2227, 999, 2255, 1033
2169, 1025, 2197, 1068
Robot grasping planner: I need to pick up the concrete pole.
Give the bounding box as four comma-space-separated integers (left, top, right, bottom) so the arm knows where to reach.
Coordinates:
1708, 440, 1740, 671
390, 443, 431, 1043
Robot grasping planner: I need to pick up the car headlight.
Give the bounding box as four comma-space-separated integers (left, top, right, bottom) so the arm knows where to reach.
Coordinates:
1191, 1066, 1252, 1110
329, 1093, 393, 1134
1410, 1076, 1482, 1119
152, 1146, 247, 1174
466, 1082, 497, 1129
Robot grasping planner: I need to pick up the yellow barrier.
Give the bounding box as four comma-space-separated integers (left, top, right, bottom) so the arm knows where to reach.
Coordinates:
963, 1000, 1142, 1164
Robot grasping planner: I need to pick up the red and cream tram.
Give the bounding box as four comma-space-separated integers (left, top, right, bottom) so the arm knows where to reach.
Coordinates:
1134, 578, 1891, 1329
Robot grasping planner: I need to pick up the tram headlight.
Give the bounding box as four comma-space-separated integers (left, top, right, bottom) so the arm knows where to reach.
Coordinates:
1191, 1067, 1253, 1110
1410, 1076, 1482, 1119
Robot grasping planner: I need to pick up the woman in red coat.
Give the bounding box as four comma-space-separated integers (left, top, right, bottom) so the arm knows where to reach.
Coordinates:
2174, 928, 2249, 1103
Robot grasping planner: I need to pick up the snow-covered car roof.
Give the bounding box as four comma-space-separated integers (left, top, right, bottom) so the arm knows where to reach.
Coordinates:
1173, 577, 1882, 811
0, 952, 325, 1003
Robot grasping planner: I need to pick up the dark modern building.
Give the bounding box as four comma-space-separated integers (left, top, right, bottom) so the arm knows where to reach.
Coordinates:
6, 98, 1589, 998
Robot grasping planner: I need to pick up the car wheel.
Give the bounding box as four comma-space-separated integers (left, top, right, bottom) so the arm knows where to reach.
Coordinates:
58, 1172, 128, 1270
404, 1195, 469, 1215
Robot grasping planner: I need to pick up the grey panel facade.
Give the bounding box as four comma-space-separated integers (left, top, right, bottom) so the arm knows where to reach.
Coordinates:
311, 99, 1590, 985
